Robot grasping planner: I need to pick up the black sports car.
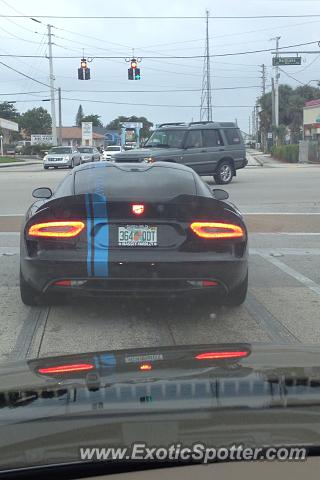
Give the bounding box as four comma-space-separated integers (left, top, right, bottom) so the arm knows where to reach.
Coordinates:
20, 162, 248, 306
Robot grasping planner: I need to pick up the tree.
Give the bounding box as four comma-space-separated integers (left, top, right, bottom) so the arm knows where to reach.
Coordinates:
81, 114, 103, 127
0, 102, 19, 121
259, 84, 320, 144
19, 107, 52, 136
106, 115, 153, 138
75, 104, 84, 127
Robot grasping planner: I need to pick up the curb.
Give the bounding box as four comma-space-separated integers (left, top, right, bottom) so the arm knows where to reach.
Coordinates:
0, 161, 42, 168
252, 155, 264, 167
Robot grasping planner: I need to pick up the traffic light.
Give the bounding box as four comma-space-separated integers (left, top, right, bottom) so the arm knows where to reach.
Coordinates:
134, 68, 141, 80
78, 58, 90, 80
128, 58, 141, 80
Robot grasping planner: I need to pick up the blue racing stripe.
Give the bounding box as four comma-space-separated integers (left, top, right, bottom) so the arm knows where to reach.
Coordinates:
92, 194, 109, 277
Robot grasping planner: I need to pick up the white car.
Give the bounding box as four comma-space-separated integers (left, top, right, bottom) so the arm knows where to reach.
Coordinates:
102, 145, 123, 161
43, 147, 81, 169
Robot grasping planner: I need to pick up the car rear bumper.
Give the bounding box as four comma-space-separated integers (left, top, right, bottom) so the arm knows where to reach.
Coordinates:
21, 253, 248, 297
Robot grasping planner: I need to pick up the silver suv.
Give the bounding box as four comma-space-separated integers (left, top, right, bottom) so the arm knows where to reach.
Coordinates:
111, 121, 247, 184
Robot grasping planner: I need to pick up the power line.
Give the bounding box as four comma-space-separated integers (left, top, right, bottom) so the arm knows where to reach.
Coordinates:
0, 40, 318, 59
60, 96, 254, 108
0, 85, 262, 97
2, 14, 320, 19
0, 60, 52, 88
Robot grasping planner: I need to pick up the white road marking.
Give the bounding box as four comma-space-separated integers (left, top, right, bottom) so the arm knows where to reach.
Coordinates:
251, 248, 320, 256
258, 252, 320, 296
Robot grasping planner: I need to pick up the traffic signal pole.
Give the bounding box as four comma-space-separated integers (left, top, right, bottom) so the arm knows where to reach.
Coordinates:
58, 87, 62, 146
47, 24, 57, 146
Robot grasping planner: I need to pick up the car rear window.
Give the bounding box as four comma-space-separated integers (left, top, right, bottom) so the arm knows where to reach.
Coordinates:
75, 165, 196, 200
223, 128, 242, 145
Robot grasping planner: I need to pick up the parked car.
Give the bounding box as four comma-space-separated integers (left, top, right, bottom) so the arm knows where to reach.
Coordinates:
102, 145, 123, 160
78, 146, 101, 163
4, 144, 16, 155
43, 146, 81, 169
110, 122, 247, 184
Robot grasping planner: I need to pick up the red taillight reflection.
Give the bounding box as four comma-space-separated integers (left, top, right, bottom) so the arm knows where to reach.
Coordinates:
139, 363, 152, 371
132, 204, 145, 215
202, 280, 218, 287
190, 222, 244, 239
195, 351, 249, 360
28, 221, 85, 238
54, 280, 72, 287
38, 363, 95, 374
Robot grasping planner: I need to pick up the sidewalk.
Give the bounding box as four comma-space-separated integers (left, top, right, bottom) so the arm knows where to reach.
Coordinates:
0, 159, 43, 168
246, 149, 319, 168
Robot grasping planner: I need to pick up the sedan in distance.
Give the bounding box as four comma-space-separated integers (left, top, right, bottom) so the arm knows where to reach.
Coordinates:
78, 146, 101, 163
102, 145, 123, 161
20, 162, 248, 306
43, 146, 81, 169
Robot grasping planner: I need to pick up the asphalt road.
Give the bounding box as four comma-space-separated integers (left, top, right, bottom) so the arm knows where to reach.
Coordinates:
0, 156, 320, 361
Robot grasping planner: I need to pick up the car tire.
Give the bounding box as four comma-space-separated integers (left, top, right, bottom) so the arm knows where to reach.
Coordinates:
92, 156, 94, 162
214, 160, 234, 185
223, 272, 248, 307
69, 159, 74, 169
44, 166, 49, 170
20, 270, 42, 306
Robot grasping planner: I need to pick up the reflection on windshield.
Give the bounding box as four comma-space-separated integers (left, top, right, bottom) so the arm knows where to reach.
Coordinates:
145, 129, 186, 148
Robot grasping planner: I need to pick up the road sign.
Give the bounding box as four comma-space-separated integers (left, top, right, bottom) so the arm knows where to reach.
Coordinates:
31, 134, 53, 145
82, 122, 93, 145
272, 57, 301, 66
122, 122, 143, 129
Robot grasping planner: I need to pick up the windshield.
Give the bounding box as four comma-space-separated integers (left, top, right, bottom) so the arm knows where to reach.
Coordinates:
49, 147, 72, 154
2, 0, 320, 475
106, 146, 121, 151
78, 147, 93, 153
145, 129, 186, 148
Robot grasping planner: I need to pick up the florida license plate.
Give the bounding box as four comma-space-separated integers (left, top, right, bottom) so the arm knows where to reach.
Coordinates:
118, 225, 158, 246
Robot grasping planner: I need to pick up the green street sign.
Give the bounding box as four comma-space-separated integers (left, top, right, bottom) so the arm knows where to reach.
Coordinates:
272, 57, 302, 66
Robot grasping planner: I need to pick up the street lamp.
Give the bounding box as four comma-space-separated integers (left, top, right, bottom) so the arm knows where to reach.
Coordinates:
0, 135, 3, 157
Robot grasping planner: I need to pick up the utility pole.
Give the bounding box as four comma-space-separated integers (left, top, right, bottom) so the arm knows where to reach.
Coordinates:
47, 24, 57, 146
261, 64, 266, 97
249, 116, 251, 139
273, 36, 281, 129
200, 10, 213, 121
58, 87, 62, 146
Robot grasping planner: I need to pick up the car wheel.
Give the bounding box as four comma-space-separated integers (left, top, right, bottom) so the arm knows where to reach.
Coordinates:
44, 166, 49, 170
69, 159, 74, 169
20, 270, 42, 306
214, 161, 233, 185
92, 156, 95, 162
223, 272, 248, 307
53, 166, 58, 169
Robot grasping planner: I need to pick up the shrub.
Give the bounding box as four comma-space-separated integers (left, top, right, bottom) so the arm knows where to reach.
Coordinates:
271, 144, 299, 163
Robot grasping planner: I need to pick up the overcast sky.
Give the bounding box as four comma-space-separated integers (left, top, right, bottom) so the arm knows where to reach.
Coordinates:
1, 0, 320, 132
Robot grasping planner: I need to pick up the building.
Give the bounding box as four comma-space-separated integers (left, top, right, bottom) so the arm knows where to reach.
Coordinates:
56, 127, 104, 147
303, 99, 320, 140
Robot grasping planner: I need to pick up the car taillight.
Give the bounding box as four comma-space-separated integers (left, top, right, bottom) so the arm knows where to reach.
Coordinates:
28, 221, 85, 238
190, 222, 244, 239
139, 363, 152, 371
38, 363, 95, 374
195, 350, 249, 360
132, 204, 145, 215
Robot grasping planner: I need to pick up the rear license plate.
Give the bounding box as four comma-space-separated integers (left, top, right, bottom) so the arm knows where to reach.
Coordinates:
118, 225, 157, 246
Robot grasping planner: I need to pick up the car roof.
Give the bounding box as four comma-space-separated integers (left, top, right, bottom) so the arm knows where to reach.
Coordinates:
156, 121, 238, 130
73, 161, 203, 200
